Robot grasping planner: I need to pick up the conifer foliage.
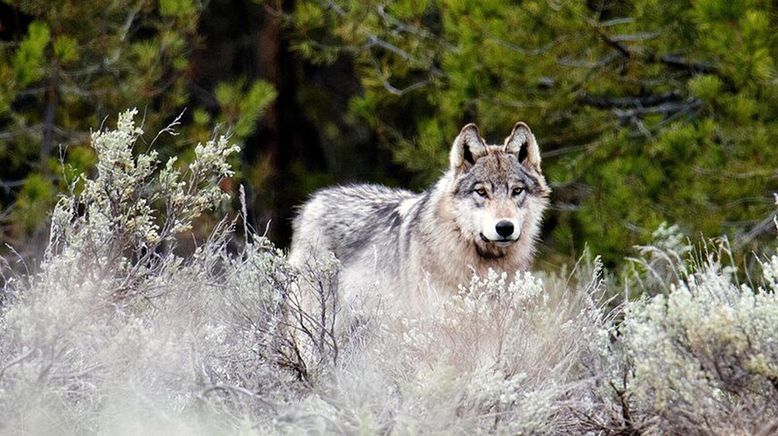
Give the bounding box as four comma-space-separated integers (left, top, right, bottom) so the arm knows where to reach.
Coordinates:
290, 0, 778, 262
0, 0, 275, 243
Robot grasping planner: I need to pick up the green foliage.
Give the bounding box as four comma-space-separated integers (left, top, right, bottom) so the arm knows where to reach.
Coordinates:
289, 0, 778, 264
215, 79, 278, 139
14, 173, 55, 234
159, 0, 198, 17
12, 21, 50, 88
52, 109, 239, 253
0, 1, 276, 246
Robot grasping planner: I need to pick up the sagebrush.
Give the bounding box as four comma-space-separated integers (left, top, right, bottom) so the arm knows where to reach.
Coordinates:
0, 112, 776, 435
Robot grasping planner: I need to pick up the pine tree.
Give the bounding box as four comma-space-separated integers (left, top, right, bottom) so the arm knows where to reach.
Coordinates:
0, 0, 275, 245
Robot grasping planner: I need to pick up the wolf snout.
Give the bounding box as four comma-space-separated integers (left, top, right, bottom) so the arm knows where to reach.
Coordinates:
495, 220, 515, 238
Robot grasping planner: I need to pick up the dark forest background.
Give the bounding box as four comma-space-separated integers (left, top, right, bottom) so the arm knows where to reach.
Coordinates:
1, 0, 776, 271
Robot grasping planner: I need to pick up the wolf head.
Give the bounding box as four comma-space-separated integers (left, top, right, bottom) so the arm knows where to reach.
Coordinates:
447, 122, 550, 259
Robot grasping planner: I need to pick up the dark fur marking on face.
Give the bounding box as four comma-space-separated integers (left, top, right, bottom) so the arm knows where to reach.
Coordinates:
453, 150, 547, 199
453, 175, 485, 199
513, 166, 543, 196
452, 177, 470, 197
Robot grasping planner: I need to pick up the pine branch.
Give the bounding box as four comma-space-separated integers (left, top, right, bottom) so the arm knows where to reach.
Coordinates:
578, 92, 684, 109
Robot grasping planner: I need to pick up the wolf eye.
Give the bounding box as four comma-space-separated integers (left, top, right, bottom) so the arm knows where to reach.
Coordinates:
475, 187, 488, 197
512, 187, 524, 196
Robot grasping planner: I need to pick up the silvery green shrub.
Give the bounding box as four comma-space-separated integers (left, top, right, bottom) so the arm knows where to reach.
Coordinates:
617, 216, 778, 434
1, 110, 777, 435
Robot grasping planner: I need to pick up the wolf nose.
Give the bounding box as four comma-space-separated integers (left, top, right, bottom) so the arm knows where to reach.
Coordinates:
495, 220, 514, 238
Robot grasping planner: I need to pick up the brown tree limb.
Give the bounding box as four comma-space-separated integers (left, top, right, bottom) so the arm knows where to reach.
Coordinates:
597, 27, 736, 90
40, 65, 60, 172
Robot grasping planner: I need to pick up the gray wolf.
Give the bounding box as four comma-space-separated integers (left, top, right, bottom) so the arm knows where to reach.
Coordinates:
289, 122, 550, 308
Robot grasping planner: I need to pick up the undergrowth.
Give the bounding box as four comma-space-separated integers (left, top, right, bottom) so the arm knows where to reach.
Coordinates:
0, 111, 776, 435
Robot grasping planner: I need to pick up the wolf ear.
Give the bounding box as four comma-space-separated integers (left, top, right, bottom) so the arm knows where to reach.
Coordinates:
450, 123, 487, 171
504, 122, 541, 171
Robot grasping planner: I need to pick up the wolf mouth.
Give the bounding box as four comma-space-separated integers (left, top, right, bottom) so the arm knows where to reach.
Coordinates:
479, 233, 517, 246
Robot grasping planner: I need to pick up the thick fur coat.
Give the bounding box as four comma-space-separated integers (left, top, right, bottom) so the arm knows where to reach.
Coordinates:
289, 122, 550, 309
